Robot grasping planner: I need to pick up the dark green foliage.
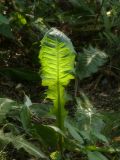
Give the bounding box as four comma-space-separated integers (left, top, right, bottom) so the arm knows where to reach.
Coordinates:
0, 68, 40, 81
39, 28, 75, 156
0, 98, 17, 123
76, 46, 108, 80
87, 151, 108, 160
0, 130, 47, 159
0, 14, 14, 38
0, 98, 48, 159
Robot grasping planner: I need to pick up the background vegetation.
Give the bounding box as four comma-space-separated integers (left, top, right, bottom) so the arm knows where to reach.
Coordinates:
0, 0, 120, 160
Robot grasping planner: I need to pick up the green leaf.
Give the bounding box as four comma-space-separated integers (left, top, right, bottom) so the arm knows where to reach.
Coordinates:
29, 103, 51, 117
14, 137, 47, 159
32, 124, 65, 147
0, 130, 47, 159
69, 0, 93, 13
47, 125, 65, 137
20, 105, 31, 132
24, 95, 32, 107
92, 132, 108, 143
65, 120, 84, 144
0, 14, 12, 38
0, 14, 9, 24
15, 0, 25, 9
87, 151, 108, 160
32, 124, 58, 147
0, 24, 14, 38
39, 28, 76, 131
17, 13, 27, 25
79, 130, 90, 141
39, 28, 75, 87
0, 98, 17, 123
50, 151, 61, 160
77, 46, 108, 80
0, 68, 40, 81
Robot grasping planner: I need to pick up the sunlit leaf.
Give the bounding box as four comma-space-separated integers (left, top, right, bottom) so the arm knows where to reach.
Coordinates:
39, 28, 76, 132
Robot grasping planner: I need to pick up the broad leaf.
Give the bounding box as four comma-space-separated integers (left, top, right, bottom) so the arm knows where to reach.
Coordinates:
92, 131, 108, 143
77, 46, 108, 80
0, 68, 40, 81
32, 124, 65, 147
39, 28, 75, 131
0, 14, 9, 24
87, 151, 108, 160
39, 28, 75, 87
0, 22, 14, 38
0, 130, 48, 159
0, 98, 17, 123
30, 103, 51, 117
20, 105, 31, 132
65, 120, 84, 144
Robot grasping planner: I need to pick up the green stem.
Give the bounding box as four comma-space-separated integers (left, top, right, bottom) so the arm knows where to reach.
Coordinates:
56, 40, 64, 157
57, 82, 64, 156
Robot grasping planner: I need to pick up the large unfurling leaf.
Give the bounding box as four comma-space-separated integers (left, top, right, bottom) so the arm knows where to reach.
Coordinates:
76, 46, 108, 80
39, 28, 75, 130
39, 28, 75, 87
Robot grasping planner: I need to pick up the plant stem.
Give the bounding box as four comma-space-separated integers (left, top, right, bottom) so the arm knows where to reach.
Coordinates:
56, 41, 64, 157
57, 82, 64, 156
